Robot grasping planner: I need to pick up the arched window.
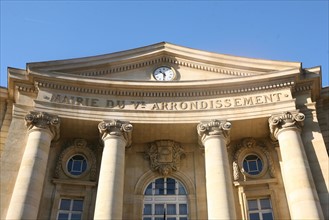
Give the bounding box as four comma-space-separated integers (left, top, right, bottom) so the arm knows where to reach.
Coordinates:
143, 177, 188, 220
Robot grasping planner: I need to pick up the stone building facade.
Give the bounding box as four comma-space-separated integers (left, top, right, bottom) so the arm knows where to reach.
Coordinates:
0, 42, 328, 220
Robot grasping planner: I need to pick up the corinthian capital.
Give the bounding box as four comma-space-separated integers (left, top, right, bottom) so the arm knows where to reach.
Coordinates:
268, 111, 305, 140
25, 111, 60, 141
98, 120, 133, 146
197, 119, 231, 146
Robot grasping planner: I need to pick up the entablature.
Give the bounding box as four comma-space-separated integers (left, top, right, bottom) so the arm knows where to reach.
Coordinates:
292, 66, 322, 101
6, 42, 323, 112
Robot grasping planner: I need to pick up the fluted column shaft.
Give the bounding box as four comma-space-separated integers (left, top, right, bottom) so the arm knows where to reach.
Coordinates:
6, 112, 60, 220
269, 112, 324, 219
94, 120, 133, 220
197, 120, 236, 219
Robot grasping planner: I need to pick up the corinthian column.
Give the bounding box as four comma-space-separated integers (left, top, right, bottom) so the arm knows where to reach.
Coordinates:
269, 111, 324, 219
94, 120, 133, 220
197, 120, 236, 219
6, 111, 60, 220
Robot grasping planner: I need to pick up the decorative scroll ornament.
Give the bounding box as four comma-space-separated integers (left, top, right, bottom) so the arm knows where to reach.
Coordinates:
268, 111, 305, 141
145, 140, 185, 176
98, 120, 133, 147
197, 119, 231, 146
25, 111, 60, 141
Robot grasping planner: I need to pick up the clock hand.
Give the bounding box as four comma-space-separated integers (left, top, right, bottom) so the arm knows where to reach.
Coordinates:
159, 71, 166, 79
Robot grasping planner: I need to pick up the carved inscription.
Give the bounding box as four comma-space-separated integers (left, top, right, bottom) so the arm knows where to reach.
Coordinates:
47, 92, 289, 111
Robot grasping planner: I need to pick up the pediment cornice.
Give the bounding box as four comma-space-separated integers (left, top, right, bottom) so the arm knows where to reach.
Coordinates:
35, 81, 295, 98
27, 42, 301, 78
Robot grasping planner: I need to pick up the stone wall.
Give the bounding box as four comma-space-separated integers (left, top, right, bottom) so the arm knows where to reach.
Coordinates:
317, 87, 329, 154
0, 87, 12, 155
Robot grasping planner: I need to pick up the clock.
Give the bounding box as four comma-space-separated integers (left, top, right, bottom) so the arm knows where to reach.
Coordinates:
153, 66, 176, 81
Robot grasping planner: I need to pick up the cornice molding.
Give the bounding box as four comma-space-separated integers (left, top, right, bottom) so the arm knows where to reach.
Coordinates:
16, 83, 36, 94
27, 42, 301, 75
233, 178, 277, 186
52, 178, 97, 186
293, 82, 313, 93
35, 80, 294, 98
29, 66, 300, 88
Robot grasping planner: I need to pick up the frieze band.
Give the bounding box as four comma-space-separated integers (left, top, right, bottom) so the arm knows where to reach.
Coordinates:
48, 91, 290, 111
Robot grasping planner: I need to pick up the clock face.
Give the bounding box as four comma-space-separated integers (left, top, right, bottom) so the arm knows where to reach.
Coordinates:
153, 66, 176, 81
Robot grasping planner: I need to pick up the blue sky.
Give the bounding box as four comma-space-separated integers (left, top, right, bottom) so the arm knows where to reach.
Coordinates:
1, 1, 328, 87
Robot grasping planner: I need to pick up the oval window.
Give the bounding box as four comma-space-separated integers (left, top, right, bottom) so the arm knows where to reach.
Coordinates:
243, 154, 263, 175
67, 154, 87, 176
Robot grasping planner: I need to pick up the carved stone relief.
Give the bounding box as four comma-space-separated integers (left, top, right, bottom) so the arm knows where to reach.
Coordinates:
54, 139, 97, 181
232, 137, 275, 181
145, 140, 185, 176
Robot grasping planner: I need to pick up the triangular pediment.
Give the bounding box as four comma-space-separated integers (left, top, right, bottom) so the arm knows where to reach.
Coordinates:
27, 42, 301, 82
